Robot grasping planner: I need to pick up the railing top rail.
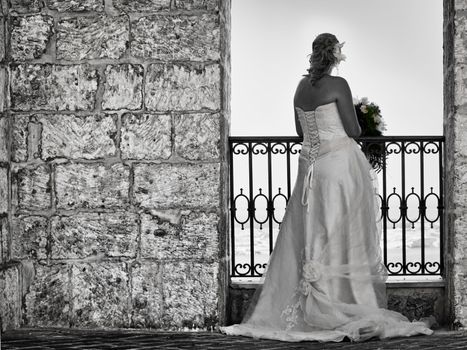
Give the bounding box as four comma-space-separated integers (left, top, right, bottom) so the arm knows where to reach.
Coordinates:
229, 135, 445, 143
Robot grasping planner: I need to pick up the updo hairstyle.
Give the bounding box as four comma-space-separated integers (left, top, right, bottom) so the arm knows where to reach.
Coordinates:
307, 33, 339, 85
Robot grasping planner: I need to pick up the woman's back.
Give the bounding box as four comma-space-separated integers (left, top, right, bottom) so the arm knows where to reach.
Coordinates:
293, 75, 361, 137
294, 75, 337, 112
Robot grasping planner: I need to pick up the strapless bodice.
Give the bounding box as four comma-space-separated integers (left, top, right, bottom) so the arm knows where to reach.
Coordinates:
296, 101, 347, 143
295, 101, 352, 211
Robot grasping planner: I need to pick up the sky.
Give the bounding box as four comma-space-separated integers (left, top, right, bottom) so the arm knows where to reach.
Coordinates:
231, 0, 443, 136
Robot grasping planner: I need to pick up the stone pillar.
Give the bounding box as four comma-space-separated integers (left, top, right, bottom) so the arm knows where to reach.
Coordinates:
444, 0, 467, 329
0, 0, 22, 332
0, 0, 230, 330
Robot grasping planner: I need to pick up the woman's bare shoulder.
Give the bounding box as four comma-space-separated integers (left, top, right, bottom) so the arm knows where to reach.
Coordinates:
326, 76, 351, 96
327, 75, 349, 86
297, 75, 310, 86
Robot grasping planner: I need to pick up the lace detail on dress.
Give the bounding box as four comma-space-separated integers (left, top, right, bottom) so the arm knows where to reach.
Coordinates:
296, 107, 321, 212
281, 300, 301, 331
281, 250, 325, 331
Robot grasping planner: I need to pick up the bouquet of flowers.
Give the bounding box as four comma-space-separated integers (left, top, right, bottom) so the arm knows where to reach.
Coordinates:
354, 97, 387, 136
353, 97, 387, 171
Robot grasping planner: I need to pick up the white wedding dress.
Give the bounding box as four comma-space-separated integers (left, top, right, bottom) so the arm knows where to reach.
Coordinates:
221, 102, 434, 342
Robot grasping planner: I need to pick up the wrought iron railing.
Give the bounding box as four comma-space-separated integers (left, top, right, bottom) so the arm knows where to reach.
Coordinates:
229, 136, 444, 279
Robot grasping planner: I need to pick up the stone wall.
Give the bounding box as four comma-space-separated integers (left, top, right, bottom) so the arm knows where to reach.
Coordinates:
444, 0, 467, 329
0, 0, 230, 330
0, 0, 22, 332
227, 284, 446, 326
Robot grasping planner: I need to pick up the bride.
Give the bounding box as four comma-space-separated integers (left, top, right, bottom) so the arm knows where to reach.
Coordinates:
221, 33, 434, 342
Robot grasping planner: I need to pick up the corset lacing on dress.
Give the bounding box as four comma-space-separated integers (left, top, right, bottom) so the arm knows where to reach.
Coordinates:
296, 107, 321, 212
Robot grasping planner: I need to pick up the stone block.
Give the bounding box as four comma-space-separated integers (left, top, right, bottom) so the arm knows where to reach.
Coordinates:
161, 261, 218, 329
0, 18, 5, 62
0, 117, 8, 162
113, 0, 170, 13
121, 113, 171, 160
11, 114, 28, 162
71, 262, 130, 327
133, 163, 219, 209
102, 64, 143, 110
0, 68, 6, 112
13, 164, 51, 210
11, 215, 48, 260
0, 166, 7, 213
51, 212, 138, 259
55, 162, 130, 209
11, 15, 54, 60
24, 263, 70, 327
57, 15, 129, 60
141, 211, 218, 260
227, 286, 255, 325
145, 63, 220, 111
387, 288, 443, 322
47, 0, 104, 12
0, 265, 21, 331
11, 64, 98, 111
39, 114, 117, 160
131, 14, 219, 61
9, 0, 43, 13
1, 216, 8, 261
174, 113, 220, 160
173, 0, 218, 10
130, 261, 163, 328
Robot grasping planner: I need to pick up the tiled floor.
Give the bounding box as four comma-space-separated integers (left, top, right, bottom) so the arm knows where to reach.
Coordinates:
1, 328, 466, 350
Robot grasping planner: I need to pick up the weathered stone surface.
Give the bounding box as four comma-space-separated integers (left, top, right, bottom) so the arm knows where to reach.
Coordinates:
387, 290, 439, 321
0, 265, 21, 331
11, 64, 98, 111
11, 114, 28, 162
24, 264, 70, 327
9, 0, 43, 13
141, 211, 218, 260
131, 14, 219, 61
174, 113, 220, 160
103, 64, 143, 110
38, 114, 117, 160
0, 18, 5, 62
113, 0, 170, 13
11, 115, 41, 161
11, 15, 54, 60
51, 212, 138, 259
27, 118, 41, 161
57, 16, 129, 60
228, 286, 255, 325
1, 216, 8, 261
13, 164, 51, 210
11, 215, 48, 260
161, 261, 218, 328
133, 163, 219, 208
145, 64, 220, 111
121, 114, 171, 160
0, 68, 6, 112
173, 0, 218, 10
445, 0, 467, 327
0, 116, 9, 162
47, 0, 104, 12
71, 263, 130, 327
55, 162, 130, 209
0, 166, 7, 213
130, 261, 163, 328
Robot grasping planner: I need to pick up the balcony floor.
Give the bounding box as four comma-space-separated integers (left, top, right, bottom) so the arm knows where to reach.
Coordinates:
1, 328, 465, 349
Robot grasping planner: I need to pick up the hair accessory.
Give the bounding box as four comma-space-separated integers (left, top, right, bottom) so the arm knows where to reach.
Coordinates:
333, 42, 346, 64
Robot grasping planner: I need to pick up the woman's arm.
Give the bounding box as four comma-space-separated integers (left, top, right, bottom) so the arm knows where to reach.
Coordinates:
293, 78, 306, 137
294, 107, 303, 137
333, 77, 361, 137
